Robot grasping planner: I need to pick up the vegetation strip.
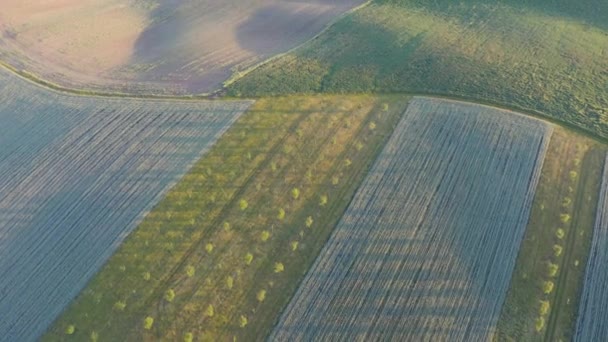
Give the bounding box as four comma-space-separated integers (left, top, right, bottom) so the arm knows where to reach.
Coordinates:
271, 97, 552, 341
44, 95, 410, 341
574, 154, 608, 341
496, 128, 606, 341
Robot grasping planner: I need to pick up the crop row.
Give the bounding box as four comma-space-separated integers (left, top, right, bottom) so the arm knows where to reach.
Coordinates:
271, 97, 553, 341
0, 68, 249, 342
574, 154, 608, 341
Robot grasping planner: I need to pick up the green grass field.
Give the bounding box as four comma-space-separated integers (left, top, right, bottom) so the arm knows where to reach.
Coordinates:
227, 0, 608, 138
496, 127, 607, 341
43, 95, 409, 341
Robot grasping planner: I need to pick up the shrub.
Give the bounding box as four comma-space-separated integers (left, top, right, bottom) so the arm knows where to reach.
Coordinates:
319, 194, 328, 206
369, 121, 377, 130
186, 265, 195, 278
165, 289, 176, 302
543, 281, 554, 294
382, 103, 389, 111
261, 231, 271, 242
184, 332, 193, 342
569, 170, 578, 181
205, 243, 214, 254
560, 214, 571, 224
205, 304, 214, 317
245, 253, 254, 265
547, 263, 559, 277
144, 317, 154, 330
226, 276, 234, 289
113, 300, 127, 311
553, 244, 563, 257
239, 315, 248, 328
291, 241, 299, 251
291, 188, 300, 200
306, 216, 314, 228
539, 300, 550, 316
556, 229, 565, 239
239, 199, 248, 211
274, 262, 285, 273
223, 222, 231, 231
331, 176, 340, 185
562, 197, 572, 207
277, 208, 286, 220
535, 317, 545, 332
257, 289, 266, 302
65, 325, 75, 335
143, 271, 151, 281
344, 159, 352, 167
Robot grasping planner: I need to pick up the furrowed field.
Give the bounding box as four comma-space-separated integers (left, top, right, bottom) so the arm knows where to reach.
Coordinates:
0, 68, 249, 342
271, 97, 552, 341
44, 95, 410, 341
574, 155, 608, 341
228, 0, 608, 138
496, 128, 606, 341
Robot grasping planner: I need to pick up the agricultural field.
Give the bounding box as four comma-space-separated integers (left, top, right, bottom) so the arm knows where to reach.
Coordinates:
270, 97, 553, 341
228, 0, 608, 138
0, 67, 249, 342
0, 0, 364, 95
43, 95, 410, 341
496, 128, 606, 341
573, 155, 608, 341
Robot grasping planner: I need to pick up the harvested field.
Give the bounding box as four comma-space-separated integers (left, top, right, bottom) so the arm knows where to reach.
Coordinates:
0, 0, 364, 95
0, 67, 249, 341
271, 97, 552, 341
574, 155, 608, 341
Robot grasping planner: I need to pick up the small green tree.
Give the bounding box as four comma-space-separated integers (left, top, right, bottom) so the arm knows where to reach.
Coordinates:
344, 159, 352, 167
65, 325, 75, 335
257, 289, 266, 302
239, 199, 249, 211
319, 194, 328, 206
205, 304, 214, 317
226, 276, 234, 289
184, 332, 194, 342
277, 208, 286, 220
144, 317, 154, 330
535, 317, 545, 332
306, 216, 314, 228
186, 265, 195, 277
562, 197, 572, 207
331, 176, 340, 185
560, 214, 571, 224
543, 281, 554, 294
369, 121, 377, 130
143, 271, 151, 281
90, 331, 99, 342
205, 243, 214, 254
274, 262, 285, 273
539, 300, 550, 316
223, 222, 231, 231
245, 253, 254, 265
239, 315, 248, 328
291, 188, 300, 200
260, 230, 271, 242
113, 300, 127, 311
165, 289, 176, 302
291, 241, 299, 251
553, 244, 563, 257
547, 263, 559, 277
569, 170, 578, 181
556, 229, 565, 239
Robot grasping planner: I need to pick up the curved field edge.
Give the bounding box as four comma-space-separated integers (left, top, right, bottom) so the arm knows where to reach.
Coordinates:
270, 97, 553, 340
227, 0, 608, 139
43, 95, 410, 341
0, 68, 250, 342
495, 128, 607, 341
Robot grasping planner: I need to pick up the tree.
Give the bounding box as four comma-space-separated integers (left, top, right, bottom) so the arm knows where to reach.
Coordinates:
539, 300, 550, 316
165, 289, 176, 302
291, 241, 299, 251
261, 231, 271, 242
556, 229, 565, 239
277, 208, 286, 220
205, 304, 214, 317
547, 263, 559, 277
369, 121, 377, 130
144, 317, 154, 330
257, 289, 266, 302
560, 214, 571, 224
274, 262, 285, 273
239, 199, 248, 211
113, 300, 127, 311
543, 281, 554, 294
535, 317, 545, 332
239, 315, 248, 328
553, 244, 563, 257
65, 325, 75, 335
291, 188, 300, 200
184, 332, 194, 342
245, 253, 254, 265
205, 243, 214, 254
186, 265, 195, 277
143, 271, 151, 281
90, 331, 99, 342
226, 276, 234, 289
319, 194, 328, 206
306, 216, 314, 228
